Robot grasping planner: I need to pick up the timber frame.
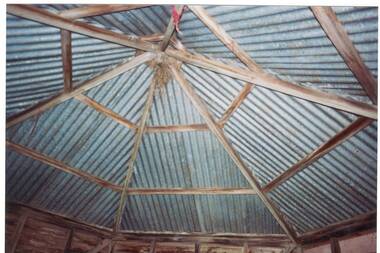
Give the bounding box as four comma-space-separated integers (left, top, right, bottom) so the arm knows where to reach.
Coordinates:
5, 4, 378, 251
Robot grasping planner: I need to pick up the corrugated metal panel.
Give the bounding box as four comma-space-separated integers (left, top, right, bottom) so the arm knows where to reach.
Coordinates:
269, 121, 377, 234
122, 195, 284, 234
183, 64, 357, 186
180, 6, 377, 103
130, 131, 249, 188
6, 14, 63, 117
6, 149, 119, 228
6, 11, 137, 117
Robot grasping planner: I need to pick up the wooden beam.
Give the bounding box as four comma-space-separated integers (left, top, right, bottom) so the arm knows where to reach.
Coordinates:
146, 123, 208, 133
75, 94, 138, 130
7, 213, 28, 253
59, 4, 151, 19
299, 210, 376, 246
64, 229, 74, 253
114, 79, 157, 232
166, 49, 378, 119
6, 52, 155, 128
6, 140, 123, 192
219, 83, 254, 125
7, 5, 158, 52
160, 5, 184, 51
87, 239, 112, 253
149, 240, 156, 253
311, 7, 377, 104
127, 187, 256, 195
330, 238, 341, 253
262, 117, 373, 192
60, 29, 72, 93
169, 65, 298, 243
189, 6, 262, 73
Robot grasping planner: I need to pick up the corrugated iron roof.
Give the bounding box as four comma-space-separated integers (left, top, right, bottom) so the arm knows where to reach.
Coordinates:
6, 4, 377, 237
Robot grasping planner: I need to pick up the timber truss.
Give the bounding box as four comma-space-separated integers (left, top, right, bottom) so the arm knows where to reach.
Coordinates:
6, 4, 377, 252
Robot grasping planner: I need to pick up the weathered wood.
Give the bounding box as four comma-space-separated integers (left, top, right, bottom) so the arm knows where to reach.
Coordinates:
7, 213, 28, 253
6, 141, 123, 192
311, 7, 377, 104
7, 5, 158, 52
219, 83, 254, 125
299, 210, 376, 246
127, 187, 256, 195
114, 79, 157, 232
169, 65, 298, 243
160, 5, 184, 51
149, 240, 156, 253
7, 203, 292, 249
75, 94, 138, 130
87, 239, 112, 253
195, 241, 201, 253
64, 229, 74, 253
59, 4, 151, 19
166, 49, 378, 119
189, 6, 262, 73
6, 52, 155, 128
262, 117, 373, 193
330, 238, 340, 253
242, 242, 248, 253
146, 123, 209, 133
60, 29, 72, 92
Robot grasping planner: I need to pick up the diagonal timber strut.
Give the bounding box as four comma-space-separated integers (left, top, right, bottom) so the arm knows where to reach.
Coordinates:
169, 65, 298, 243
113, 76, 157, 232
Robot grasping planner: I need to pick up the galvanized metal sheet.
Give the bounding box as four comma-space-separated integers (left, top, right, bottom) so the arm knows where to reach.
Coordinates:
269, 121, 377, 234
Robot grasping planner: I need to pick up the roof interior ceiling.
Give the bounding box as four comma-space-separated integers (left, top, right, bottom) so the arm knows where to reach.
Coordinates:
6, 4, 378, 238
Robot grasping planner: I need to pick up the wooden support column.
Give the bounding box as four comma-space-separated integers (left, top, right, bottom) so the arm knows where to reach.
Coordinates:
195, 241, 201, 253
6, 52, 155, 128
7, 213, 28, 253
60, 29, 72, 93
330, 238, 341, 253
114, 78, 157, 231
169, 65, 298, 243
242, 242, 248, 253
87, 239, 112, 253
149, 240, 156, 253
311, 7, 377, 104
64, 229, 74, 253
262, 117, 373, 192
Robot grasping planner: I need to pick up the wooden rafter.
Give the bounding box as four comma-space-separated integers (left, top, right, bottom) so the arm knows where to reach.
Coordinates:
7, 213, 28, 253
166, 48, 378, 119
311, 6, 377, 104
114, 78, 157, 232
75, 94, 138, 130
127, 187, 256, 195
7, 5, 158, 52
6, 52, 155, 128
262, 117, 373, 193
60, 29, 72, 92
6, 140, 123, 192
219, 83, 254, 125
169, 65, 298, 243
146, 123, 209, 133
160, 5, 184, 51
299, 210, 376, 246
59, 4, 151, 19
189, 6, 262, 73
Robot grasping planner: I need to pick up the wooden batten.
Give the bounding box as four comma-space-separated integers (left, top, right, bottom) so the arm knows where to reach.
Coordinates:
6, 52, 155, 128
127, 187, 256, 195
59, 4, 151, 19
262, 117, 373, 193
311, 6, 378, 104
166, 49, 378, 119
169, 65, 298, 243
60, 29, 72, 93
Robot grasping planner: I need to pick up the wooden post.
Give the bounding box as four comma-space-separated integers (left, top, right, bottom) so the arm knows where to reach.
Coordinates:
330, 238, 341, 253
7, 214, 28, 253
63, 228, 74, 253
60, 29, 72, 93
87, 239, 111, 253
